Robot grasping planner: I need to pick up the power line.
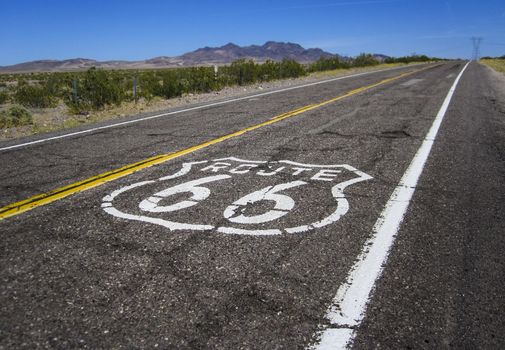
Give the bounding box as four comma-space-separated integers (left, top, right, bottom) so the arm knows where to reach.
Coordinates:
471, 37, 483, 60
484, 42, 505, 47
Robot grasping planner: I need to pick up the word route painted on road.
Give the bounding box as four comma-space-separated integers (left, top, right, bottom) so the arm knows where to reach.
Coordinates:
102, 157, 372, 235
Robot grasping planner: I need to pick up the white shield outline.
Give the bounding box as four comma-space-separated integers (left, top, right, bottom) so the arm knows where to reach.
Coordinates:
101, 157, 372, 235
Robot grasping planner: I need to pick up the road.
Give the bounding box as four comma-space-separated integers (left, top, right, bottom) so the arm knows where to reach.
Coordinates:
1, 61, 504, 349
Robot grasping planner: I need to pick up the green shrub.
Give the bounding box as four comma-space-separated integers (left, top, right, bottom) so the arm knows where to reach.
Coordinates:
224, 59, 259, 85
14, 82, 57, 108
66, 67, 126, 113
0, 90, 8, 104
0, 106, 33, 129
82, 68, 125, 108
136, 72, 160, 101
279, 59, 306, 78
385, 55, 431, 64
188, 66, 220, 92
353, 53, 380, 67
257, 60, 279, 81
308, 57, 350, 72
160, 70, 185, 98
218, 59, 306, 86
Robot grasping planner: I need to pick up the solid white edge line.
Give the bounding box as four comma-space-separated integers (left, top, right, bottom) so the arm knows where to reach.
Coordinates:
312, 61, 470, 350
0, 63, 430, 152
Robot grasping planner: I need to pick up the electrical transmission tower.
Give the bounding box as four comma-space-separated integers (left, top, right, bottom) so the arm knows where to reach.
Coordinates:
471, 37, 483, 61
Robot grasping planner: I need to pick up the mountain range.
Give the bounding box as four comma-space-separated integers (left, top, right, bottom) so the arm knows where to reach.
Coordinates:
0, 41, 342, 73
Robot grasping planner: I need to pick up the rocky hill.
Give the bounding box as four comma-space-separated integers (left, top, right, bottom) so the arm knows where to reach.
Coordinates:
0, 41, 337, 73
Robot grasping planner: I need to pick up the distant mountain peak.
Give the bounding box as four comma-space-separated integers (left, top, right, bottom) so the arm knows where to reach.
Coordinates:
221, 42, 240, 49
263, 41, 302, 48
179, 41, 335, 65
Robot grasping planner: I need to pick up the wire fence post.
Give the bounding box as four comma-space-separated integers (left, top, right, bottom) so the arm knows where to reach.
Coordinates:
133, 76, 137, 103
72, 79, 78, 103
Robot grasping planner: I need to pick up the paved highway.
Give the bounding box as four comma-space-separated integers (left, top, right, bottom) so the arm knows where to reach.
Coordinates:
1, 61, 504, 349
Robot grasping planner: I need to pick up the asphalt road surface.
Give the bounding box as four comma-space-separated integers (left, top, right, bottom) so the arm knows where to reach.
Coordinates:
1, 61, 504, 349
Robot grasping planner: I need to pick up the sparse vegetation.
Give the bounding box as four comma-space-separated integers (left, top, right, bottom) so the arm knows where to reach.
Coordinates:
480, 55, 505, 60
0, 90, 8, 105
352, 53, 380, 67
66, 67, 126, 113
385, 54, 433, 64
308, 57, 350, 72
14, 80, 58, 108
0, 59, 309, 115
138, 66, 220, 101
480, 57, 505, 74
0, 106, 33, 129
219, 59, 306, 86
0, 53, 441, 134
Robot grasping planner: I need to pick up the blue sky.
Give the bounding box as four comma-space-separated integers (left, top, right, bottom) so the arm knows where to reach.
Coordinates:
1, 0, 504, 66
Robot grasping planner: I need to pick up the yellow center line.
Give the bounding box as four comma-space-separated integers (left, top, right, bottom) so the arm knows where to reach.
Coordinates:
0, 66, 432, 221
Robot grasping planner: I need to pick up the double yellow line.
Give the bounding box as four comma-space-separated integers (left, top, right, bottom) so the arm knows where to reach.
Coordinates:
0, 66, 429, 221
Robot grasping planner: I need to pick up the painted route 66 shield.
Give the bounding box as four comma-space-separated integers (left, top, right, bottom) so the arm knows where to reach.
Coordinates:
102, 157, 372, 235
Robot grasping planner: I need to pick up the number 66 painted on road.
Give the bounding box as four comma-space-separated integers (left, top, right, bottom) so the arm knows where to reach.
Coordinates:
138, 174, 307, 224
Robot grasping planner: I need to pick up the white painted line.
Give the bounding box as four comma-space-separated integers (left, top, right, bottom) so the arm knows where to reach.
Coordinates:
311, 61, 470, 349
317, 329, 354, 350
400, 78, 424, 87
0, 64, 430, 152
